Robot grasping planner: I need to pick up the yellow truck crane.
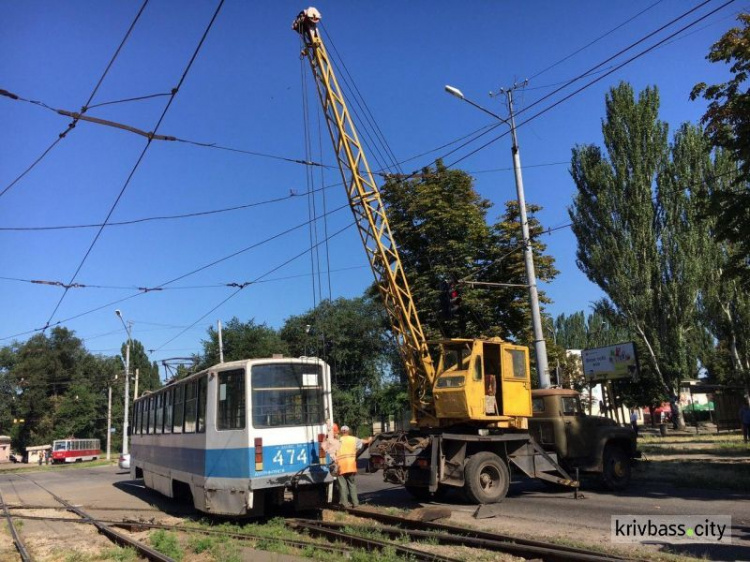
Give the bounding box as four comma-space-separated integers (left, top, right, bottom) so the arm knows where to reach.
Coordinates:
293, 7, 577, 503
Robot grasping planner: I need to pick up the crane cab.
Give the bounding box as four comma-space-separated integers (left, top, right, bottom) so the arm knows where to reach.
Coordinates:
433, 338, 532, 427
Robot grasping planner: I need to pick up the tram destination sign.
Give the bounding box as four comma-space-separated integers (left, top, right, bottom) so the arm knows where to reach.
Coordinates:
582, 342, 639, 382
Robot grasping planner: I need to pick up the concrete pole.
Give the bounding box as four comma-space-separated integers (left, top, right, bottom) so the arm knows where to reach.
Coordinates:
134, 368, 139, 402
218, 320, 224, 363
123, 335, 130, 456
505, 89, 550, 388
106, 383, 112, 461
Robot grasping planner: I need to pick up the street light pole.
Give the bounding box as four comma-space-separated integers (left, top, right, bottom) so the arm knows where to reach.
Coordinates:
445, 84, 551, 388
115, 310, 132, 456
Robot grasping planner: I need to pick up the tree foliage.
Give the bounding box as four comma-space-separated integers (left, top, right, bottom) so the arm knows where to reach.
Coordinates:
279, 297, 394, 431
0, 327, 123, 452
379, 160, 557, 345
196, 317, 288, 371
569, 83, 716, 414
691, 13, 750, 286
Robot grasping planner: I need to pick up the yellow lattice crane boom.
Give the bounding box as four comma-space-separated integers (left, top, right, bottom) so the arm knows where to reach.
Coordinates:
293, 7, 437, 427
291, 7, 580, 504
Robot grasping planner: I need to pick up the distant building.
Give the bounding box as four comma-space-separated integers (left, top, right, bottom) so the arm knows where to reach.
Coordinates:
0, 436, 10, 463
25, 444, 51, 464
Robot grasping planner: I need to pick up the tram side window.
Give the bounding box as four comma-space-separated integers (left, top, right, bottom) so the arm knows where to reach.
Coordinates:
174, 385, 184, 433
164, 389, 173, 434
154, 394, 164, 433
138, 401, 145, 435
185, 381, 197, 433
197, 376, 207, 433
217, 369, 245, 430
148, 396, 155, 434
133, 403, 139, 435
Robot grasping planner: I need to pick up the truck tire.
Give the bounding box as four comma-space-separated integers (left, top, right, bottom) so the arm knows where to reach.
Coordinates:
463, 452, 509, 504
602, 445, 631, 491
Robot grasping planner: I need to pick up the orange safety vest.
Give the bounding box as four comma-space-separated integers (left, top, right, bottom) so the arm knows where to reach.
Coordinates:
336, 435, 358, 475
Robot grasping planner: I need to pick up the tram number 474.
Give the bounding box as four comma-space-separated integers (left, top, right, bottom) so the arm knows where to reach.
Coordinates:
272, 447, 308, 468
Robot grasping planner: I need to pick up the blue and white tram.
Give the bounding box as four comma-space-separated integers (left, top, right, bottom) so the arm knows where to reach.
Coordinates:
130, 357, 335, 516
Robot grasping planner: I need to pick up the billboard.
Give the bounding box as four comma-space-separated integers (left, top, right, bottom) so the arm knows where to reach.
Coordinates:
581, 342, 638, 382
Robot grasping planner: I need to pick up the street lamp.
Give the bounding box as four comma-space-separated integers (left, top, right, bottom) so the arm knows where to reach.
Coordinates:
115, 309, 132, 457
445, 84, 551, 388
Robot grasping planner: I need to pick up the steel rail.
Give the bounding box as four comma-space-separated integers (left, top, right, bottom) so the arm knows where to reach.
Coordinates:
9, 514, 354, 557
287, 519, 464, 562
334, 507, 640, 562
13, 475, 175, 562
0, 488, 32, 562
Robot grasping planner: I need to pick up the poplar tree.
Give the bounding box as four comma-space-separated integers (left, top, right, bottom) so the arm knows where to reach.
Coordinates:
569, 83, 712, 425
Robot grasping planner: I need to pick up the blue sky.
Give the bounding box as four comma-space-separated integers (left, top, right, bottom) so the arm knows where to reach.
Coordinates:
0, 1, 740, 375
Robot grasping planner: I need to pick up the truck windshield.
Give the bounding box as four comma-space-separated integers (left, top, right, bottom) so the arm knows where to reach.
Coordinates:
441, 344, 472, 371
561, 397, 582, 416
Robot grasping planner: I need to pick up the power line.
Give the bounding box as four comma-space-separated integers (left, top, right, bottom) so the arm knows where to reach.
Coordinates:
149, 221, 356, 354
41, 0, 226, 332
529, 0, 665, 80
444, 0, 736, 171
0, 1, 150, 201
0, 199, 353, 342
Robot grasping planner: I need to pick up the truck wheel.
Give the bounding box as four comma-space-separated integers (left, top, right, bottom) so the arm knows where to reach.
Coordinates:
602, 445, 631, 491
463, 452, 509, 504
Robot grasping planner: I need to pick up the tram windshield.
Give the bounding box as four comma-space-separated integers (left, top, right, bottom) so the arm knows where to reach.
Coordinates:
53, 441, 68, 451
251, 363, 326, 428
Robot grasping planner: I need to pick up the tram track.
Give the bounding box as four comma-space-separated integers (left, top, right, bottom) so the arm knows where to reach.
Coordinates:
0, 488, 32, 562
2, 474, 176, 562
2, 469, 645, 562
313, 506, 644, 562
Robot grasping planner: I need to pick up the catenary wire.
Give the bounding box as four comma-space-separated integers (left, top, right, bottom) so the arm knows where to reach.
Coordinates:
0, 0, 150, 200
41, 0, 226, 331
444, 0, 736, 171
149, 221, 356, 353
528, 0, 665, 80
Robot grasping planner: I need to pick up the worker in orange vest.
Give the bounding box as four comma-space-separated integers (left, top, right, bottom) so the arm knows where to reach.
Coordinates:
335, 425, 365, 508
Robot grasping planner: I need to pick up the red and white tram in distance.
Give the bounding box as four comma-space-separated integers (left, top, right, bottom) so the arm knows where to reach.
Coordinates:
51, 438, 101, 463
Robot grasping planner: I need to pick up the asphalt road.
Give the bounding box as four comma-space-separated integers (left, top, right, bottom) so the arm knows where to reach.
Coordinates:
1, 464, 748, 561
355, 470, 750, 562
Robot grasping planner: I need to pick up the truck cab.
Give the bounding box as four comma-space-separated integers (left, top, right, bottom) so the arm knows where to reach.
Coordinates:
528, 388, 639, 490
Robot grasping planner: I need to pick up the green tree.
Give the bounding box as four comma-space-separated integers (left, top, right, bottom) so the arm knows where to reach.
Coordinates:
379, 161, 557, 345
694, 151, 750, 386
1, 327, 116, 451
196, 317, 288, 371
691, 13, 750, 287
569, 83, 712, 426
119, 339, 161, 395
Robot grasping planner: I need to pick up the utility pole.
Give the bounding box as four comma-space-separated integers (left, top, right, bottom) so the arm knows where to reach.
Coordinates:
115, 310, 132, 457
106, 378, 113, 461
218, 320, 224, 363
445, 82, 551, 388
497, 84, 551, 388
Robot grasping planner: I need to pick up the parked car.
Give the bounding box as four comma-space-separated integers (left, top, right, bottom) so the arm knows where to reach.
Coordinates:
118, 453, 130, 470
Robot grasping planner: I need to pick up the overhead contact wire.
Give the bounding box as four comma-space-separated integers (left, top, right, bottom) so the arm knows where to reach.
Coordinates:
42, 0, 226, 330
0, 0, 150, 200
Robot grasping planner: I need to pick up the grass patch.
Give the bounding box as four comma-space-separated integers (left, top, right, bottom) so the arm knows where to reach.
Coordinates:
97, 547, 138, 562
149, 529, 183, 561
634, 459, 750, 491
638, 433, 743, 445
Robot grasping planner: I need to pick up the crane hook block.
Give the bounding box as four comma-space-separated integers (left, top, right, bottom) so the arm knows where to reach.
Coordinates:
292, 7, 321, 38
